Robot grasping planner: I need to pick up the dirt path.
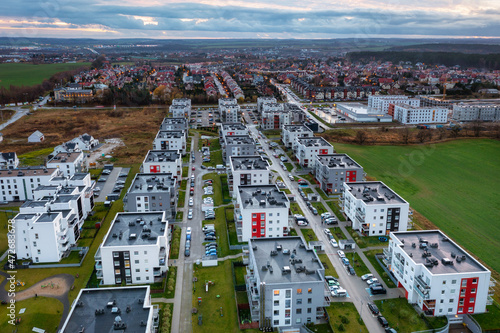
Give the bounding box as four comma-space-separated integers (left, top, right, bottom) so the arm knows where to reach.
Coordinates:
15, 274, 74, 301
87, 138, 124, 165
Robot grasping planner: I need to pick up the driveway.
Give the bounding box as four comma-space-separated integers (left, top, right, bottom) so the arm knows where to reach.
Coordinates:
94, 167, 122, 202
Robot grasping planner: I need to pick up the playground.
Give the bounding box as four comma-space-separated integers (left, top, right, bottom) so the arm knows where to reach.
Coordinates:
15, 274, 74, 301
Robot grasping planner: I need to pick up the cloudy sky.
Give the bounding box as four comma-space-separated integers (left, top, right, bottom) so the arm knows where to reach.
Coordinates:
1, 0, 500, 39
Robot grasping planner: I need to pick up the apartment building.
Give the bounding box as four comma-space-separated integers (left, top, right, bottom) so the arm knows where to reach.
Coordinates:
0, 167, 60, 202
257, 96, 277, 114
229, 155, 271, 195
95, 212, 169, 285
244, 237, 330, 329
315, 154, 364, 194
142, 150, 182, 180
281, 125, 314, 150
223, 135, 256, 163
234, 184, 289, 242
61, 286, 157, 333
295, 137, 334, 169
0, 152, 19, 170
123, 173, 177, 219
170, 98, 191, 118
219, 98, 241, 123
343, 181, 410, 236
452, 103, 500, 122
160, 117, 189, 135
385, 230, 493, 318
220, 122, 248, 139
46, 151, 86, 177
153, 130, 186, 155
391, 104, 448, 124
261, 103, 291, 130
368, 95, 420, 114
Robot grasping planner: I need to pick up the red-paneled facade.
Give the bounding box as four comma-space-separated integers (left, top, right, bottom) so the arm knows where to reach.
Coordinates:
251, 212, 266, 238
319, 149, 329, 155
458, 277, 478, 315
150, 165, 160, 173
346, 170, 357, 182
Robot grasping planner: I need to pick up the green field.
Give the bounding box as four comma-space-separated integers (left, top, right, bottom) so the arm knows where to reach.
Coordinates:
334, 139, 500, 273
0, 63, 90, 89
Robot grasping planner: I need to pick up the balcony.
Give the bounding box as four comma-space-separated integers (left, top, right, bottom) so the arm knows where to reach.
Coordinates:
423, 299, 436, 310
57, 228, 67, 237
95, 263, 102, 270
58, 235, 68, 243
153, 267, 162, 277
96, 271, 103, 279
159, 247, 167, 266
94, 248, 102, 261
414, 275, 431, 300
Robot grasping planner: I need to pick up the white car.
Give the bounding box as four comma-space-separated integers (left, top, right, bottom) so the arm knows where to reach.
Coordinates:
337, 250, 346, 258
321, 212, 331, 220
323, 228, 332, 235
189, 198, 194, 206
361, 274, 374, 281
366, 278, 379, 285
330, 239, 338, 248
187, 211, 193, 220
288, 174, 294, 181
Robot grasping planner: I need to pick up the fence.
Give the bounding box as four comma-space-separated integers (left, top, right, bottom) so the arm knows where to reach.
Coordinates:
464, 314, 483, 333
28, 247, 89, 269
374, 253, 399, 286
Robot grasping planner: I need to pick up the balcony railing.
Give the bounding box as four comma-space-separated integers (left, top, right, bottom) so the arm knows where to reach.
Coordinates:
414, 275, 431, 300
94, 248, 101, 261
95, 263, 102, 270
96, 271, 103, 279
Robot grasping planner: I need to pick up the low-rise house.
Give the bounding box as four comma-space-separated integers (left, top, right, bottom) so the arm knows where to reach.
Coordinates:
28, 130, 44, 143
95, 212, 169, 285
0, 152, 19, 170
0, 167, 60, 202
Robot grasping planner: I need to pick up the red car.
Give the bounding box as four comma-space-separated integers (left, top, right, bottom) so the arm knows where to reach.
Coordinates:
192, 166, 195, 171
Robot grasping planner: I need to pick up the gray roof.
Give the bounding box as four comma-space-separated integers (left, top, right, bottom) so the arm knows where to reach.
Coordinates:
316, 154, 363, 169
71, 173, 89, 181
155, 130, 184, 139
392, 230, 488, 274
230, 156, 269, 171
62, 287, 152, 333
346, 181, 407, 205
283, 125, 313, 133
14, 213, 37, 221
103, 212, 167, 247
128, 173, 176, 194
144, 150, 181, 163
35, 212, 61, 223
225, 135, 255, 145
21, 200, 49, 208
250, 237, 324, 284
52, 194, 80, 204
238, 185, 288, 209
221, 122, 247, 131
296, 137, 332, 147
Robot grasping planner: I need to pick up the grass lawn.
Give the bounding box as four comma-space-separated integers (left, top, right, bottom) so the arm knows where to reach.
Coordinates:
203, 207, 240, 258
180, 179, 187, 190
305, 323, 334, 333
0, 62, 90, 89
261, 129, 282, 138
155, 303, 174, 333
164, 266, 177, 299
233, 264, 246, 286
0, 209, 19, 254
346, 252, 370, 277
312, 201, 328, 215
318, 253, 338, 278
301, 228, 318, 242
300, 173, 317, 185
346, 227, 389, 249
283, 189, 291, 194
177, 190, 186, 208
289, 228, 298, 236
290, 202, 304, 216
176, 211, 184, 220
325, 200, 346, 221
303, 187, 314, 194
328, 227, 347, 240
364, 250, 397, 288
334, 139, 500, 274
203, 150, 223, 168
191, 261, 239, 333
0, 296, 63, 333
203, 173, 223, 206
284, 162, 293, 171
182, 166, 189, 178
473, 303, 500, 330
170, 226, 181, 260
374, 298, 447, 332
326, 302, 368, 333
317, 189, 330, 201
18, 147, 54, 166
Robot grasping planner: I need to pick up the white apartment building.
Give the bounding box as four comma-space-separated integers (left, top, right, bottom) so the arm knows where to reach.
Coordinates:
452, 103, 500, 122
0, 167, 60, 202
220, 122, 248, 139
61, 286, 157, 333
223, 135, 257, 163
368, 95, 420, 114
343, 181, 410, 236
315, 154, 364, 194
160, 117, 189, 135
229, 155, 271, 195
281, 125, 314, 150
261, 103, 291, 130
385, 230, 493, 318
46, 151, 86, 177
219, 98, 241, 123
234, 184, 289, 242
142, 150, 182, 180
393, 104, 448, 124
95, 212, 169, 285
295, 137, 334, 169
257, 96, 277, 114
170, 98, 191, 118
153, 130, 186, 155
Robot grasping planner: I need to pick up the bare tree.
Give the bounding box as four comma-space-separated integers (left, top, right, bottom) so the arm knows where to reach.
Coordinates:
399, 126, 411, 144
470, 120, 482, 137
355, 130, 368, 145
416, 130, 428, 143
450, 125, 461, 138
437, 127, 446, 140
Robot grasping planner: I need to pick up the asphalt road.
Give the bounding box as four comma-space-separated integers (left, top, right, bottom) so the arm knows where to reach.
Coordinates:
94, 167, 122, 202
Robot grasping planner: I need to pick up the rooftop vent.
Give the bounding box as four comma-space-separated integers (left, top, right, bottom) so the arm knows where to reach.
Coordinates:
441, 258, 454, 266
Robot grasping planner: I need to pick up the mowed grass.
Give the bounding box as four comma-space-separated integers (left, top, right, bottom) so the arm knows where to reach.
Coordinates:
0, 62, 90, 89
334, 140, 500, 273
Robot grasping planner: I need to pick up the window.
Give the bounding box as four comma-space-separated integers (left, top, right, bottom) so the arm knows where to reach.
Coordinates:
443, 281, 446, 285
452, 279, 457, 284
285, 309, 291, 318
136, 277, 141, 281
285, 319, 290, 325
297, 289, 302, 295
458, 307, 463, 313
440, 300, 444, 304
296, 318, 301, 324
114, 269, 120, 275
136, 269, 140, 272
468, 307, 474, 313
297, 299, 302, 305
449, 299, 454, 303
296, 309, 302, 314
134, 251, 139, 255
308, 298, 312, 304
114, 261, 120, 266
472, 278, 477, 284
135, 260, 139, 264
35, 233, 39, 239
274, 300, 279, 306
471, 288, 476, 294
448, 308, 453, 313
274, 320, 279, 326
308, 288, 312, 294
274, 290, 280, 296
285, 300, 291, 308
462, 280, 467, 287
307, 308, 312, 314
470, 297, 475, 303
441, 290, 445, 294
37, 249, 41, 254
285, 290, 291, 298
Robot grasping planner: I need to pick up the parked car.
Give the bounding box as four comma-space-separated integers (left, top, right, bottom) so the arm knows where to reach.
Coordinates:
330, 239, 338, 248
200, 165, 207, 169
385, 328, 397, 333
298, 179, 307, 185
361, 274, 374, 281
189, 198, 194, 206
348, 265, 355, 275
321, 212, 331, 220
377, 316, 389, 328
341, 257, 350, 266
323, 228, 332, 235
324, 217, 337, 225
186, 227, 192, 235
190, 187, 194, 196
337, 250, 345, 258
366, 278, 379, 285
187, 210, 193, 220
288, 173, 294, 181
184, 248, 190, 257
368, 303, 380, 315
371, 285, 387, 295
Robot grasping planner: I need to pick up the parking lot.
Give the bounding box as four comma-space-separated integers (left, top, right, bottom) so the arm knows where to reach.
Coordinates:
94, 167, 130, 202
190, 107, 220, 128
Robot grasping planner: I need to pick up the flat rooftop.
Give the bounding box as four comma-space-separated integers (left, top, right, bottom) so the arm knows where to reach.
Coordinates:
144, 150, 181, 163
128, 173, 176, 194
172, 98, 191, 105
62, 286, 152, 333
160, 118, 188, 130
346, 181, 406, 205
14, 213, 37, 221
221, 122, 247, 131
250, 237, 324, 284
283, 125, 313, 133
392, 230, 488, 274
71, 173, 89, 181
316, 154, 362, 169
103, 212, 167, 247
0, 167, 56, 178
21, 200, 49, 209
225, 135, 255, 145
48, 152, 82, 164
296, 137, 332, 147
52, 194, 80, 204
155, 130, 184, 139
231, 156, 269, 171
219, 98, 238, 106
35, 212, 60, 223
238, 185, 288, 209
